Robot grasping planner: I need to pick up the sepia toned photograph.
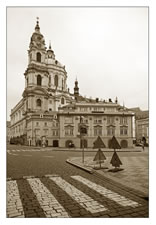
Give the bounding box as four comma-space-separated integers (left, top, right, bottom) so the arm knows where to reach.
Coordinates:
7, 7, 148, 218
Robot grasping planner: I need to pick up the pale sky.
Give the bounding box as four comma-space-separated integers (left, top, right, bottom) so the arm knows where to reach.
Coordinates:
7, 7, 148, 120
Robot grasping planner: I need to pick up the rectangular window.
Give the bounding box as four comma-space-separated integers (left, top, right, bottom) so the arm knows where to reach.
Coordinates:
53, 130, 58, 136
35, 129, 40, 135
120, 117, 127, 125
120, 127, 128, 136
107, 127, 115, 136
124, 129, 127, 135
107, 117, 114, 124
65, 126, 74, 136
94, 127, 102, 136
120, 128, 124, 135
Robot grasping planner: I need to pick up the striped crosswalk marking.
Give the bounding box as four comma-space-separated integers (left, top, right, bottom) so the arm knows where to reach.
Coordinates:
71, 175, 140, 208
50, 176, 107, 213
27, 178, 70, 218
7, 180, 25, 218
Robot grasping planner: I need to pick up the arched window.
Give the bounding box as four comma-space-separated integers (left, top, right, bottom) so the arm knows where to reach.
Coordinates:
36, 99, 41, 107
54, 75, 58, 87
36, 52, 41, 62
62, 79, 64, 90
37, 75, 42, 86
61, 97, 64, 104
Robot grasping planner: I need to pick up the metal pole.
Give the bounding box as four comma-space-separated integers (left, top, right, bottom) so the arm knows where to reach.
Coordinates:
82, 137, 84, 163
80, 116, 85, 164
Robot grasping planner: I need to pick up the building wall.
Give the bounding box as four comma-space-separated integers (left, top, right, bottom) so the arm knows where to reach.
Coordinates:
10, 21, 134, 148
58, 107, 134, 148
136, 118, 149, 143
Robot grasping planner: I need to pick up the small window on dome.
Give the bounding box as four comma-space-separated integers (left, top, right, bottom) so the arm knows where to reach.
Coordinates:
54, 75, 58, 87
61, 97, 65, 104
36, 99, 41, 107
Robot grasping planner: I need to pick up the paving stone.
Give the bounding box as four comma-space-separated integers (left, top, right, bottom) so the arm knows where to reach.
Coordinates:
8, 212, 22, 217
50, 176, 107, 214
71, 175, 140, 208
7, 148, 148, 218
27, 178, 70, 218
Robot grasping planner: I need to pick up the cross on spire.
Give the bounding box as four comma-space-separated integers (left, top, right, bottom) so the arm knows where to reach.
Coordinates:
35, 17, 40, 32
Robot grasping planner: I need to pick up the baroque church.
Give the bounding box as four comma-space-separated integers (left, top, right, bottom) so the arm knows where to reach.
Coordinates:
10, 19, 135, 148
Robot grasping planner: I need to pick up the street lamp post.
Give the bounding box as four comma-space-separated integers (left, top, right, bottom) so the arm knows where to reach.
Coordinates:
79, 116, 86, 164
81, 135, 84, 164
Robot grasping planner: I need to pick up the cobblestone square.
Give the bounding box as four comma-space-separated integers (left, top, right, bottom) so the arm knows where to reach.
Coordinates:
7, 145, 148, 218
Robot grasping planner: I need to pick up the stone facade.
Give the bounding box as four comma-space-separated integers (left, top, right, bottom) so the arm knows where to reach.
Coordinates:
130, 108, 149, 144
10, 19, 135, 148
136, 118, 149, 144
58, 103, 134, 148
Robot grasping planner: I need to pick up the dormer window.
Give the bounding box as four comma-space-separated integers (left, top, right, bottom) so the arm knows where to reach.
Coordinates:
36, 52, 41, 62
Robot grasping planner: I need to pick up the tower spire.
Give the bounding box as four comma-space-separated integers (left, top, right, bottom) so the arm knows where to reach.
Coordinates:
49, 40, 51, 50
35, 17, 40, 32
74, 78, 79, 97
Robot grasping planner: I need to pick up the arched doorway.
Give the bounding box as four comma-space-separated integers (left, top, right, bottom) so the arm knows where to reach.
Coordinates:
66, 140, 74, 148
121, 140, 128, 148
53, 140, 59, 147
80, 139, 88, 148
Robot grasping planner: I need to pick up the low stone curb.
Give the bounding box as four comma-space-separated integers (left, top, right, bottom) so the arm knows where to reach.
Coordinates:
66, 159, 93, 174
54, 148, 142, 152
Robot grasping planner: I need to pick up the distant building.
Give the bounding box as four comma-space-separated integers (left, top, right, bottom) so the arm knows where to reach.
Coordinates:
10, 19, 135, 148
130, 107, 149, 144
